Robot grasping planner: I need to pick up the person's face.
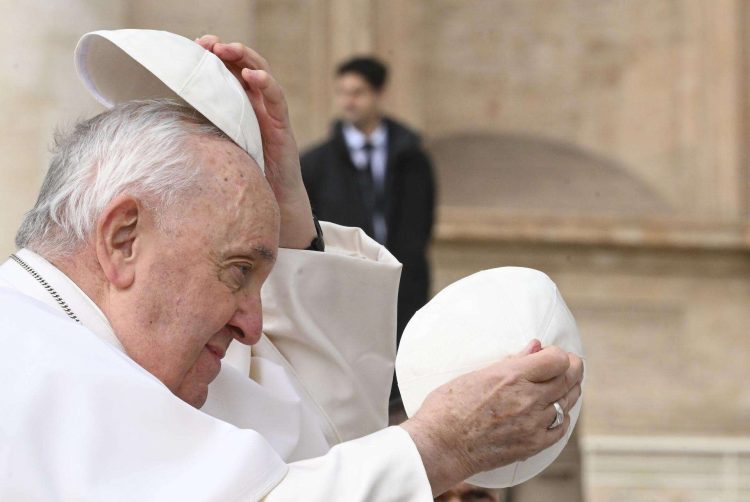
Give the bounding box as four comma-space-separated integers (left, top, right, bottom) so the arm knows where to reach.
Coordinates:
435, 483, 500, 502
109, 136, 280, 408
334, 72, 383, 127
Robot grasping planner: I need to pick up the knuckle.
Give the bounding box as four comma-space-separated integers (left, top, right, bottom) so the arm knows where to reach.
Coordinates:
253, 70, 270, 84
556, 348, 572, 367
547, 347, 571, 372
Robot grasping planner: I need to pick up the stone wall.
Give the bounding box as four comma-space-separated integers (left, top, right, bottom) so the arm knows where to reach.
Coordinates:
252, 1, 750, 499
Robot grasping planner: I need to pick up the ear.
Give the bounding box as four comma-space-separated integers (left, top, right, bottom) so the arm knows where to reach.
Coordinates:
95, 195, 143, 289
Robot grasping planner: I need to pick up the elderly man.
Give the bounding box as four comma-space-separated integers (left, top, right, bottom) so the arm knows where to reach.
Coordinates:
0, 34, 583, 500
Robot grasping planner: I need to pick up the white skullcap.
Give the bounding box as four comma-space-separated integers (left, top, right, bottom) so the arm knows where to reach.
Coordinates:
74, 29, 264, 172
396, 267, 584, 488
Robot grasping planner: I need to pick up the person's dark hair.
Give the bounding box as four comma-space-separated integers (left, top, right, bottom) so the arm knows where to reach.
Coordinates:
336, 56, 388, 91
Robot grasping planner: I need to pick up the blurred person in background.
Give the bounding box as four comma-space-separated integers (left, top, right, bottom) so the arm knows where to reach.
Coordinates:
435, 483, 501, 502
301, 57, 435, 410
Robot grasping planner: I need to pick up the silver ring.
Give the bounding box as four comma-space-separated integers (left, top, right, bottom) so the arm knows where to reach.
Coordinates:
548, 401, 564, 430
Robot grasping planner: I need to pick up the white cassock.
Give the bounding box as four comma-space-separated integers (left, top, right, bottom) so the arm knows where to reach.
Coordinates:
0, 222, 432, 501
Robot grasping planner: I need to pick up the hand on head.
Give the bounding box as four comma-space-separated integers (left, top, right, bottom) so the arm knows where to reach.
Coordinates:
400, 341, 584, 497
195, 35, 317, 250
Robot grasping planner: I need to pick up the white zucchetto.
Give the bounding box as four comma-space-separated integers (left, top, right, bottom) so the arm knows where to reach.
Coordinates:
75, 29, 265, 171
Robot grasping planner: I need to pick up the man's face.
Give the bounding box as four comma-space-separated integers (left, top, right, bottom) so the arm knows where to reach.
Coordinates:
108, 136, 280, 408
334, 72, 383, 127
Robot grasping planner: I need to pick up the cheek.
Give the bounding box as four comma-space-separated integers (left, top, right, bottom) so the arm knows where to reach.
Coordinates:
169, 267, 236, 330
132, 266, 235, 388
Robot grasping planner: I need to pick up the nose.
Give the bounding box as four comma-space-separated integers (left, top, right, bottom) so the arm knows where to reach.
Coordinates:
227, 297, 263, 346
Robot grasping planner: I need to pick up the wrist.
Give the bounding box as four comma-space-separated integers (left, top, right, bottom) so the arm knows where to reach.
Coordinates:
400, 416, 473, 497
305, 215, 325, 251
278, 198, 317, 249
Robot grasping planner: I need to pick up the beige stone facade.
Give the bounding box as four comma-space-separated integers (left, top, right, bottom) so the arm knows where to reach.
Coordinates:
2, 1, 750, 500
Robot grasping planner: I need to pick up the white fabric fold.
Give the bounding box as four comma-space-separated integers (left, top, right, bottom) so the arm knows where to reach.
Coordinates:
3, 249, 122, 351
0, 288, 288, 500
258, 222, 402, 443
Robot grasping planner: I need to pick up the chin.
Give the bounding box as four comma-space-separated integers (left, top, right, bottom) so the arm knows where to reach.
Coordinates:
179, 386, 209, 409
175, 374, 213, 408
175, 349, 223, 408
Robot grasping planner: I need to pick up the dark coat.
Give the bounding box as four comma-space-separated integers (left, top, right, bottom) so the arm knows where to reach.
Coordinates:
301, 117, 436, 337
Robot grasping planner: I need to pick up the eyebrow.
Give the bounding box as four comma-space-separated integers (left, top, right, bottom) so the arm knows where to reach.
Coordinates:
252, 245, 276, 263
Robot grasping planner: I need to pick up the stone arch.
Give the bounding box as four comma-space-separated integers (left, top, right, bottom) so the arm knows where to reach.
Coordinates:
427, 133, 671, 216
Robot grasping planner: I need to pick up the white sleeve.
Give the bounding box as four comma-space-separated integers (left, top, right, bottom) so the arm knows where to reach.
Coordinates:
255, 221, 402, 444
262, 427, 433, 501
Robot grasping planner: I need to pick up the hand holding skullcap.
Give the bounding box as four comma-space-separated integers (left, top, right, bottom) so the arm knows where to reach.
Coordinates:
396, 267, 585, 488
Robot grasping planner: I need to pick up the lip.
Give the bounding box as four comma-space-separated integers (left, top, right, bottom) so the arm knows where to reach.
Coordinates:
206, 344, 226, 360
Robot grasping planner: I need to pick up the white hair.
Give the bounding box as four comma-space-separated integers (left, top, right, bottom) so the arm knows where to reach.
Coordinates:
16, 99, 231, 258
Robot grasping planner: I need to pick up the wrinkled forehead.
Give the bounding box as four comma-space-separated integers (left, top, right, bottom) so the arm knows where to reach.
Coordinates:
187, 136, 279, 243
191, 135, 263, 180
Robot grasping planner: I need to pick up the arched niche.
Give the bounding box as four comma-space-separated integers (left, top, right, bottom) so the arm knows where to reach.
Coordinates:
427, 133, 671, 217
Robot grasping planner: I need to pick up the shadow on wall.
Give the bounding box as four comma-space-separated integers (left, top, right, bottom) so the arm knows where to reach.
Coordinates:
427, 133, 671, 217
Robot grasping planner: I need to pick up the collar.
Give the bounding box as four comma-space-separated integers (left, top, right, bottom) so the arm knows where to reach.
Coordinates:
0, 248, 124, 351
342, 121, 387, 150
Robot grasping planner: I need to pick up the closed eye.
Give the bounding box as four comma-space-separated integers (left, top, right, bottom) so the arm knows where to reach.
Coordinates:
227, 262, 254, 290
236, 263, 252, 279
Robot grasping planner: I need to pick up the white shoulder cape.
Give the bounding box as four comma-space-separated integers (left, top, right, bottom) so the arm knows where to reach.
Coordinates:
0, 288, 288, 500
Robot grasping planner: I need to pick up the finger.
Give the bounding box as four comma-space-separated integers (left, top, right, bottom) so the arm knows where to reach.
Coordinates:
562, 382, 581, 414
213, 42, 271, 72
246, 85, 268, 125
544, 413, 571, 444
539, 382, 580, 431
534, 372, 569, 406
242, 68, 289, 121
519, 346, 570, 383
535, 362, 583, 408
566, 353, 584, 387
195, 34, 221, 51
517, 339, 542, 357
537, 398, 563, 431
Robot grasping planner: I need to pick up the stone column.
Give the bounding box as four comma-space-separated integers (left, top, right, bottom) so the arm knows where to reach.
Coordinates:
0, 0, 127, 255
